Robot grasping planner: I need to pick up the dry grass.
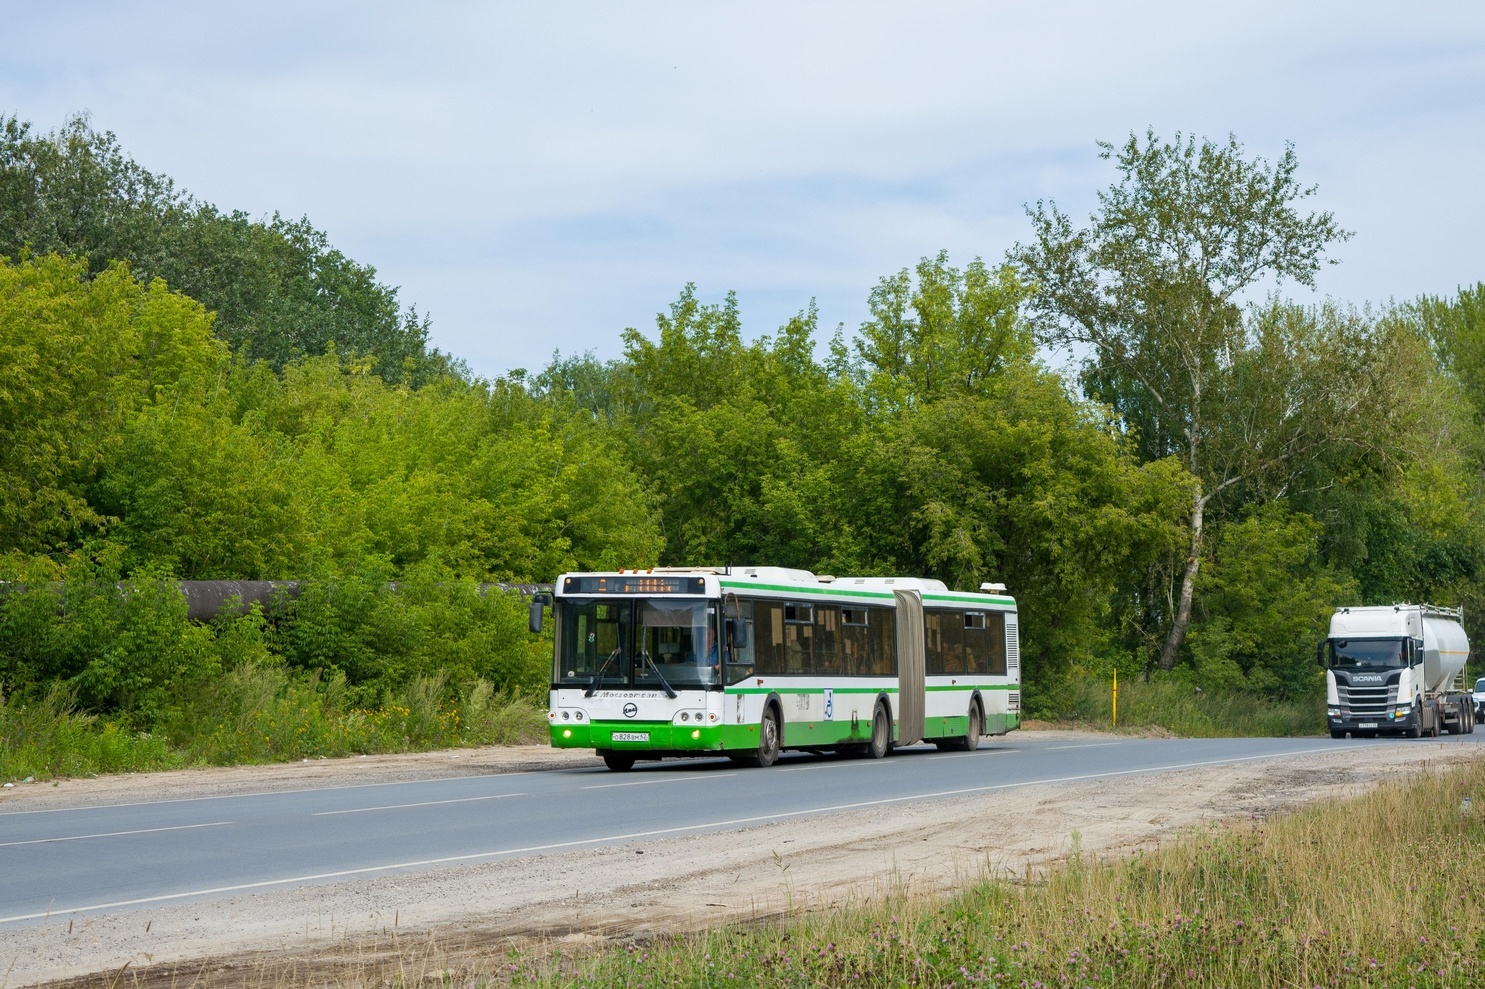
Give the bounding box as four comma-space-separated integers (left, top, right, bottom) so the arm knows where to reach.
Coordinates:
515, 754, 1485, 988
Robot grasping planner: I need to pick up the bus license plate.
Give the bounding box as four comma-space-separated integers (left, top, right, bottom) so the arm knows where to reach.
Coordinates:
1358, 722, 1377, 729
613, 732, 649, 742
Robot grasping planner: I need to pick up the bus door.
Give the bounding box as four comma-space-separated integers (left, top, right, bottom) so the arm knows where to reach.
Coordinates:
894, 589, 926, 745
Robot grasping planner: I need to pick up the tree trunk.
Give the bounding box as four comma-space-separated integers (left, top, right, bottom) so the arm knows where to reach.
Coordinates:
1158, 487, 1206, 671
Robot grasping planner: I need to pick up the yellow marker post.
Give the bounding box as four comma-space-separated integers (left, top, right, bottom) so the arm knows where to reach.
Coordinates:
1112, 668, 1118, 729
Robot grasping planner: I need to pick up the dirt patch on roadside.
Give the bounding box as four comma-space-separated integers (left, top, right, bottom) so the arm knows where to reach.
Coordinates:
9, 734, 1482, 989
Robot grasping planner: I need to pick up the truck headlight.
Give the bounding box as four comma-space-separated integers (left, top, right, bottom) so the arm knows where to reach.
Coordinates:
1327, 708, 1340, 718
1396, 707, 1411, 717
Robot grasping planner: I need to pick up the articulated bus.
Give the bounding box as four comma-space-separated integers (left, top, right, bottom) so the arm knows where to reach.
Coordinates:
540, 566, 1020, 771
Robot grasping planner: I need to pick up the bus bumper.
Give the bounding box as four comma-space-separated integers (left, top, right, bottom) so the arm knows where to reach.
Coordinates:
551, 721, 725, 751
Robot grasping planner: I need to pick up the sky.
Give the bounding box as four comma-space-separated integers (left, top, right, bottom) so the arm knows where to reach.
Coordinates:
3, 2, 1484, 380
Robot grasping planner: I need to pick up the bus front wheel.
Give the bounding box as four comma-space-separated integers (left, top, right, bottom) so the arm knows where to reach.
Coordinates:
866, 704, 890, 759
602, 751, 636, 772
745, 707, 782, 768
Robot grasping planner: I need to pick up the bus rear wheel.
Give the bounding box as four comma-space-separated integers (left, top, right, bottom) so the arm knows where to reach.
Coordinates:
866, 704, 890, 759
602, 751, 636, 772
962, 704, 982, 751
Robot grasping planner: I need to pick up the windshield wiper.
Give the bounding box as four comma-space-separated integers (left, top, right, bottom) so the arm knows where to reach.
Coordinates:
639, 650, 678, 699
585, 648, 623, 697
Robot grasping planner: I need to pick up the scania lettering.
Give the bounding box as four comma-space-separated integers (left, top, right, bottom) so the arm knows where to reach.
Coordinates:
1321, 604, 1474, 739
537, 567, 1022, 771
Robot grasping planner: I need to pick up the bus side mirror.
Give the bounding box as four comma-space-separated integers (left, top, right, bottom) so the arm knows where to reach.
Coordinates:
727, 618, 748, 649
529, 593, 552, 635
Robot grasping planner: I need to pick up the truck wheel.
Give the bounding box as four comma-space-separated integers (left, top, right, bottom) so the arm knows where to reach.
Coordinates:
1330, 730, 1346, 740
1430, 703, 1441, 738
1403, 701, 1422, 739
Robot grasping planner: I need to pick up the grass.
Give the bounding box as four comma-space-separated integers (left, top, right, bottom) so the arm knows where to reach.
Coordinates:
1051, 675, 1323, 737
0, 670, 549, 782
490, 755, 1485, 989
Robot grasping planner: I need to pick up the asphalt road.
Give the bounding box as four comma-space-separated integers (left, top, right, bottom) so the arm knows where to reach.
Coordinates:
3, 733, 1478, 927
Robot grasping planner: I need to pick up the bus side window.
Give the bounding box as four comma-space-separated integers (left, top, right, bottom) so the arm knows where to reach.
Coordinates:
815, 606, 841, 675
726, 600, 756, 684
784, 602, 813, 674
986, 611, 1007, 675
963, 611, 988, 674
755, 601, 786, 675
925, 611, 946, 675
870, 606, 896, 676
842, 607, 870, 675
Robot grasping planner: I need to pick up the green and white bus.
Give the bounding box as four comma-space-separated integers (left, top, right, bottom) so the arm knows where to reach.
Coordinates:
540, 566, 1020, 771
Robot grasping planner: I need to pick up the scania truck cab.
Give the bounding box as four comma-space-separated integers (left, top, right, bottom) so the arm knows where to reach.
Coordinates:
1322, 604, 1473, 739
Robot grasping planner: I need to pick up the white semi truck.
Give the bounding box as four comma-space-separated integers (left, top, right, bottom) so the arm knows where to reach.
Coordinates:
1322, 604, 1474, 739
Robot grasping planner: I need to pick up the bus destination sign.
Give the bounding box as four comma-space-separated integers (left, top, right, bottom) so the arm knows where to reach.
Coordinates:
563, 575, 706, 595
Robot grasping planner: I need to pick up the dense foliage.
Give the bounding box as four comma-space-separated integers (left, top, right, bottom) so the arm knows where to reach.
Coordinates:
0, 114, 454, 383
2, 116, 1483, 768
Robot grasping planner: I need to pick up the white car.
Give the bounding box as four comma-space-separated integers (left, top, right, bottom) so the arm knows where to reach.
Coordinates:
1474, 677, 1485, 719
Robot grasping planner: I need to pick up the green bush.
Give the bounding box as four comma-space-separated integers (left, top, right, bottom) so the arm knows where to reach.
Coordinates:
0, 684, 177, 780
1054, 675, 1323, 737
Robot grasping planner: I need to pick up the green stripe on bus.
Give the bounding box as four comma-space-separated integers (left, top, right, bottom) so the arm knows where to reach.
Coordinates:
725, 686, 899, 695
923, 592, 1016, 606
718, 580, 895, 599
723, 684, 1015, 695
718, 580, 1015, 607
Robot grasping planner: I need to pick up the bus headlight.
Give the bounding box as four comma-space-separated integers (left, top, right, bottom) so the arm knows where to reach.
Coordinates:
562, 729, 572, 738
562, 711, 570, 720
691, 729, 701, 740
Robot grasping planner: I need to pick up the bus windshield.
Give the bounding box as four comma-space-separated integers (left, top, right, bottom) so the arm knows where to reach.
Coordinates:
1330, 638, 1407, 670
555, 598, 720, 690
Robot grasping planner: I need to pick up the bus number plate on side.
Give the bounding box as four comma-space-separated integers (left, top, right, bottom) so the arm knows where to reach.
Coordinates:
613, 732, 650, 742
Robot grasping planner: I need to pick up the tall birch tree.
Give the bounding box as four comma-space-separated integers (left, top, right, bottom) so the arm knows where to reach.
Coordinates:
1013, 132, 1350, 670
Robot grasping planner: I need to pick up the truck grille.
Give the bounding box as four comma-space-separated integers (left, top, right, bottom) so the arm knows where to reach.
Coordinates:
1337, 682, 1398, 718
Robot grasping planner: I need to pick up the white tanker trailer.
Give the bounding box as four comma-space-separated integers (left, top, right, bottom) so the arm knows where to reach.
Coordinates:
1321, 604, 1474, 739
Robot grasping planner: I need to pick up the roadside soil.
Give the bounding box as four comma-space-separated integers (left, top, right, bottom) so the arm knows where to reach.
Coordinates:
6, 729, 1482, 989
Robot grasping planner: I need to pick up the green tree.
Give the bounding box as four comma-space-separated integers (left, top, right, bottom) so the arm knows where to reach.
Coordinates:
1013, 132, 1353, 670
855, 252, 1029, 409
0, 255, 227, 558
0, 114, 451, 383
1187, 505, 1352, 699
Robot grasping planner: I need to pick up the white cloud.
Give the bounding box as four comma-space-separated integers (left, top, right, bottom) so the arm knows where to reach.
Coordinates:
3, 1, 1483, 376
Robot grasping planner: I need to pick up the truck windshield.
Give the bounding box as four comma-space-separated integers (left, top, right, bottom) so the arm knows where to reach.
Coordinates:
1330, 638, 1406, 670
554, 598, 720, 690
